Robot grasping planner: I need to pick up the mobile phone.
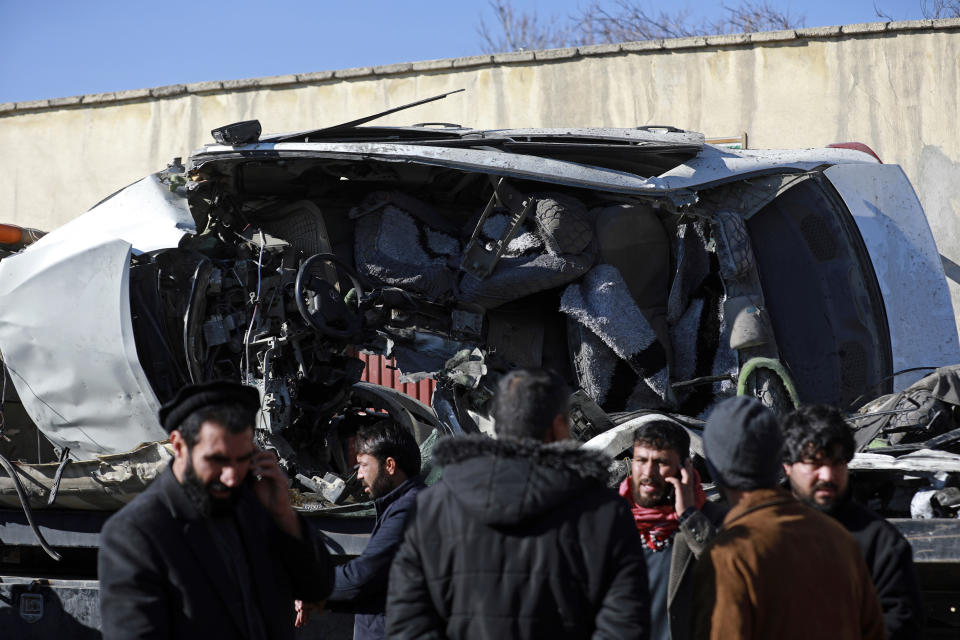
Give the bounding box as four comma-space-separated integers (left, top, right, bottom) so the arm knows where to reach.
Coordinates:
665, 460, 689, 504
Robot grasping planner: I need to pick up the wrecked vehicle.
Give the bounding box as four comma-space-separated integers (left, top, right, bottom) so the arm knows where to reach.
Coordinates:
1, 93, 958, 632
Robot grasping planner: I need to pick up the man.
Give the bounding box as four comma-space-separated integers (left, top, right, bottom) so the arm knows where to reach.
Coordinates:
387, 368, 651, 639
297, 421, 425, 639
693, 396, 884, 640
782, 403, 924, 639
98, 381, 333, 639
623, 420, 727, 640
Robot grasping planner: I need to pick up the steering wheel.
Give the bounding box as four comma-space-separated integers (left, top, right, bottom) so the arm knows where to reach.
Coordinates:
294, 253, 366, 339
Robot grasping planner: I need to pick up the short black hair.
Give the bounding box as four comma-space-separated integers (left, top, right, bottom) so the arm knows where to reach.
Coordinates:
633, 420, 690, 460
781, 404, 855, 464
176, 403, 255, 448
492, 369, 571, 440
354, 421, 421, 477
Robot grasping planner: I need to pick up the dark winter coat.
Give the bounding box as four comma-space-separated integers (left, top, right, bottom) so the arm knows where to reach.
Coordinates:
98, 465, 333, 640
386, 435, 651, 640
831, 497, 925, 640
326, 476, 425, 640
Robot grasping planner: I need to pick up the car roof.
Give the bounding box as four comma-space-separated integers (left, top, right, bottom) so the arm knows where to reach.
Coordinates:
192, 127, 879, 202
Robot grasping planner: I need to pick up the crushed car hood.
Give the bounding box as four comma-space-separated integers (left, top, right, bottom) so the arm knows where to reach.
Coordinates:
0, 175, 195, 457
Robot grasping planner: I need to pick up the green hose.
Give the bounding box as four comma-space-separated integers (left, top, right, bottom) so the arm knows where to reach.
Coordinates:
737, 357, 800, 408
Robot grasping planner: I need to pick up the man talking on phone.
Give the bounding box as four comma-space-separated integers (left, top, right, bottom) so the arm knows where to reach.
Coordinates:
622, 420, 727, 640
98, 381, 333, 639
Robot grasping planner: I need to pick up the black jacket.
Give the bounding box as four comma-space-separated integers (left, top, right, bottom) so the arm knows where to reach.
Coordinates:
831, 497, 924, 640
327, 476, 425, 640
386, 435, 651, 640
98, 465, 333, 640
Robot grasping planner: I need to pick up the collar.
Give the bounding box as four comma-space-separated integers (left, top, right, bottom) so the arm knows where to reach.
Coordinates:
432, 434, 612, 485
722, 487, 796, 528
157, 462, 204, 522
374, 476, 424, 518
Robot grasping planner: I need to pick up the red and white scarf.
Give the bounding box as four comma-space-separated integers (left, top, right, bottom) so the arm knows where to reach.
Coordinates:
618, 469, 707, 551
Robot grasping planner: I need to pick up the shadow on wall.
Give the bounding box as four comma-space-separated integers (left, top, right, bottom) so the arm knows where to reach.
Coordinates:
940, 254, 960, 286
0, 581, 100, 639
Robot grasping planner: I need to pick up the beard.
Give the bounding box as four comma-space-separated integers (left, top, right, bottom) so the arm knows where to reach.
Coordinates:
366, 471, 395, 500
797, 481, 846, 513
633, 478, 673, 508
180, 458, 243, 518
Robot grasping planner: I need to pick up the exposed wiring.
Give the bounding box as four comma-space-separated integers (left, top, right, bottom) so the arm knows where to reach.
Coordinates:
672, 374, 736, 389
0, 451, 61, 561
231, 268, 248, 297
131, 279, 190, 383
244, 305, 260, 384
256, 229, 266, 300
846, 366, 942, 411
243, 230, 267, 383
0, 364, 6, 436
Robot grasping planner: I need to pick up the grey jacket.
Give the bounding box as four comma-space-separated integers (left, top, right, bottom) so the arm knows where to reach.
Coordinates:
664, 500, 727, 640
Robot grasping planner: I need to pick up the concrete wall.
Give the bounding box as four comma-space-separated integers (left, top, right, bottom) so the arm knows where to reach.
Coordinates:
3, 18, 960, 313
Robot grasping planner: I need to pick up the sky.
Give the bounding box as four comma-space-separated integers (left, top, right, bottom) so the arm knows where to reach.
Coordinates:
0, 0, 931, 104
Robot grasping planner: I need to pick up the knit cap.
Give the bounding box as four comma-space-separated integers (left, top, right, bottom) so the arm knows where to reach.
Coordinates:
703, 396, 783, 490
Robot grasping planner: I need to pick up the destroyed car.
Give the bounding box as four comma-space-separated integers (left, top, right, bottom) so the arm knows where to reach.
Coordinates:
1, 95, 959, 567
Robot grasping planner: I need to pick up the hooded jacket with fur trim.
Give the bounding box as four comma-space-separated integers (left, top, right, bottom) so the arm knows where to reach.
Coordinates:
386, 435, 651, 640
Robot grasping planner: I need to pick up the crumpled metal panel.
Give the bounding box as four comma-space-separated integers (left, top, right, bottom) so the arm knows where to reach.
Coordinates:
825, 164, 960, 390
0, 173, 193, 458
30, 173, 195, 255
0, 442, 171, 510
850, 450, 960, 473
582, 413, 704, 460
0, 237, 168, 458
656, 144, 879, 189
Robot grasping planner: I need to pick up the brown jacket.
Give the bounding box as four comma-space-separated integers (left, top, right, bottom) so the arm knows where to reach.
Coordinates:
692, 488, 885, 640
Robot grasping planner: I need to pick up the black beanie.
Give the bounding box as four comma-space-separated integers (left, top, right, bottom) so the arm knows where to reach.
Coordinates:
158, 381, 261, 433
703, 395, 783, 490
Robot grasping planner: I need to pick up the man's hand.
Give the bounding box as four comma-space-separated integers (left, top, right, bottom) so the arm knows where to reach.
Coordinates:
666, 459, 697, 515
295, 599, 325, 628
251, 449, 302, 539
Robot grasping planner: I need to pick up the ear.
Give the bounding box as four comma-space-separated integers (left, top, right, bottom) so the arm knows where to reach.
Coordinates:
169, 430, 190, 481
782, 463, 792, 477
551, 414, 571, 442
384, 456, 397, 476
542, 414, 571, 443
170, 430, 188, 460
